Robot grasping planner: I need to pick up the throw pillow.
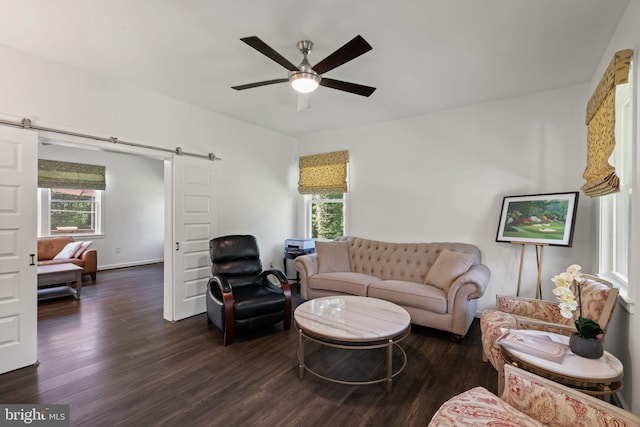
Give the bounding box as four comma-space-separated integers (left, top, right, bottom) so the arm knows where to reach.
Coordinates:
424, 248, 475, 292
316, 240, 351, 274
74, 241, 93, 258
53, 241, 84, 260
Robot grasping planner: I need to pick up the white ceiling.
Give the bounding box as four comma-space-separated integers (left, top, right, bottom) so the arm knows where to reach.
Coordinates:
0, 0, 630, 137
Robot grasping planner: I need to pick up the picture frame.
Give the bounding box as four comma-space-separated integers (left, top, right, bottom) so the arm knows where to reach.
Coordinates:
496, 192, 579, 247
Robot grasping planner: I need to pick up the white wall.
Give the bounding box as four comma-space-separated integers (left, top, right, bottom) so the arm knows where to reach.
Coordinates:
0, 44, 297, 269
298, 84, 593, 311
589, 0, 640, 414
39, 144, 165, 269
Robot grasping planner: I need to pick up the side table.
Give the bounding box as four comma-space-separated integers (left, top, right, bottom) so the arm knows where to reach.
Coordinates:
499, 329, 623, 399
283, 250, 314, 286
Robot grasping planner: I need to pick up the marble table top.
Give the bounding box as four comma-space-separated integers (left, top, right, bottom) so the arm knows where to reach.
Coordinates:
294, 296, 411, 343
503, 329, 623, 380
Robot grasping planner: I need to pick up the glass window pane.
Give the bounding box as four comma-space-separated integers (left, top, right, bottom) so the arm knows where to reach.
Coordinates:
50, 188, 98, 234
310, 193, 344, 239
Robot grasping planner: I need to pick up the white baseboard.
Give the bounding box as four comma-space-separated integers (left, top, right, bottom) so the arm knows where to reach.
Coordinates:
98, 258, 164, 271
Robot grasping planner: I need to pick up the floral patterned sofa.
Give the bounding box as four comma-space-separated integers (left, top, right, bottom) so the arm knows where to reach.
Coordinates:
429, 364, 640, 426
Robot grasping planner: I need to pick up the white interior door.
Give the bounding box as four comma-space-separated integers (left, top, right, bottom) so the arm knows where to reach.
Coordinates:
169, 155, 217, 321
0, 126, 38, 374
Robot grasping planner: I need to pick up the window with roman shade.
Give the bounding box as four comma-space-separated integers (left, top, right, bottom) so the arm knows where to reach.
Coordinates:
38, 159, 106, 190
581, 49, 632, 197
298, 150, 349, 194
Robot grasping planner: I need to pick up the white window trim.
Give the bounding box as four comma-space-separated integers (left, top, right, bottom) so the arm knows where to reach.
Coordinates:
597, 61, 635, 313
304, 192, 349, 239
38, 188, 105, 238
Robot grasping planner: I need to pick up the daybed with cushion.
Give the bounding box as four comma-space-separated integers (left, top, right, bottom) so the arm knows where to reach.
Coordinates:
37, 236, 97, 280
480, 274, 618, 371
429, 364, 640, 426
294, 236, 490, 337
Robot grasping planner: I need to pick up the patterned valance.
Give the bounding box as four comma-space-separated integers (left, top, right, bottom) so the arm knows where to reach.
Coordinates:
38, 159, 106, 190
581, 49, 632, 197
298, 150, 349, 195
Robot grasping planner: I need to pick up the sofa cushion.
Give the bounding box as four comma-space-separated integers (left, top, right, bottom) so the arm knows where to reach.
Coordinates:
316, 240, 351, 273
424, 248, 475, 292
368, 280, 447, 314
38, 258, 84, 268
53, 241, 84, 260
429, 386, 543, 426
308, 272, 377, 296
74, 241, 93, 258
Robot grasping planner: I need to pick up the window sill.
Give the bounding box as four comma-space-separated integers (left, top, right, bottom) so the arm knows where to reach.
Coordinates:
599, 272, 634, 314
616, 286, 635, 314
39, 233, 104, 239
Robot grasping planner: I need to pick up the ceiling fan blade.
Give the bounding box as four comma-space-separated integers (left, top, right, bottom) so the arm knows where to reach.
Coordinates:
297, 93, 311, 111
231, 78, 288, 91
312, 35, 372, 75
240, 36, 299, 72
319, 78, 376, 97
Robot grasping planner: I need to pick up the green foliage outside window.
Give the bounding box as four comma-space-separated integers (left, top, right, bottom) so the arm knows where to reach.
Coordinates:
311, 193, 344, 239
50, 189, 97, 232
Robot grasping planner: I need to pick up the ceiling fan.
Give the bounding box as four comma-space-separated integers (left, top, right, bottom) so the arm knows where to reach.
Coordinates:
231, 35, 376, 109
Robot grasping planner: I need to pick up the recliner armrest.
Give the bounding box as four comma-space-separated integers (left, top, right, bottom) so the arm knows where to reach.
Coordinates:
209, 274, 232, 294
260, 269, 292, 295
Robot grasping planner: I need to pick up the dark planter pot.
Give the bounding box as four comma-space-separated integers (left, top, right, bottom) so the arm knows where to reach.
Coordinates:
569, 333, 604, 359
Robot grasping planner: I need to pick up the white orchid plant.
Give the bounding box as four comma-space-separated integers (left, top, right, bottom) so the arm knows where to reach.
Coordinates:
551, 264, 604, 339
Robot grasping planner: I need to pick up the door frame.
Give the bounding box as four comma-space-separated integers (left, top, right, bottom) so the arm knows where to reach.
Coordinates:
35, 129, 184, 321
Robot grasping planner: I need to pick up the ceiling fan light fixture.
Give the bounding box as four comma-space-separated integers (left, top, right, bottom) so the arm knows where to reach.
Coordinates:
290, 72, 321, 93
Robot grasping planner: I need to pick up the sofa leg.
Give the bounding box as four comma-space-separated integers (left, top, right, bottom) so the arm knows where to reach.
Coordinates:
90, 272, 97, 281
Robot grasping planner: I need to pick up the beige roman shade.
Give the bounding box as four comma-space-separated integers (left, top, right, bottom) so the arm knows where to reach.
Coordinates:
581, 49, 632, 197
38, 159, 106, 190
298, 150, 349, 194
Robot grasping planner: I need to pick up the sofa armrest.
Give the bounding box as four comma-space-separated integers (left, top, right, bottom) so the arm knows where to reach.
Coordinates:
502, 364, 640, 426
295, 254, 318, 300
448, 264, 490, 301
80, 249, 98, 275
496, 294, 570, 325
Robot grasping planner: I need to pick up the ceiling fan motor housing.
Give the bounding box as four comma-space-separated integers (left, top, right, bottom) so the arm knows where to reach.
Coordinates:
289, 40, 321, 91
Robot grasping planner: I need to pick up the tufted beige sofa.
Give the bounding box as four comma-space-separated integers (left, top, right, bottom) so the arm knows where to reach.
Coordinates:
295, 236, 490, 337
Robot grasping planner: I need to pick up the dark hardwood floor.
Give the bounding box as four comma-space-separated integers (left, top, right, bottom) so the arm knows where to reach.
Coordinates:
0, 264, 497, 426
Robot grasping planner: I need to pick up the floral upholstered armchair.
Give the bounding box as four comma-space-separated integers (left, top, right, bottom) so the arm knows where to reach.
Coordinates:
429, 364, 640, 426
480, 274, 618, 370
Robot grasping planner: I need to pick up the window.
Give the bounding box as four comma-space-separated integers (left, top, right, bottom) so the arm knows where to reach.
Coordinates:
598, 63, 632, 290
37, 159, 106, 237
308, 193, 346, 239
298, 150, 349, 239
38, 188, 103, 236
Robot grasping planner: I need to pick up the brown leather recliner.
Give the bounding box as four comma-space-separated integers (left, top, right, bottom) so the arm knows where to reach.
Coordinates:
37, 236, 98, 280
206, 235, 291, 346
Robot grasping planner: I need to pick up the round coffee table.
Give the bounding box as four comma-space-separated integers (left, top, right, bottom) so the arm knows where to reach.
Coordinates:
294, 296, 411, 393
499, 329, 623, 398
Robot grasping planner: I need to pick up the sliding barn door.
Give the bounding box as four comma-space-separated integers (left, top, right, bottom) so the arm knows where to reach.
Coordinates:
0, 126, 38, 374
169, 155, 217, 321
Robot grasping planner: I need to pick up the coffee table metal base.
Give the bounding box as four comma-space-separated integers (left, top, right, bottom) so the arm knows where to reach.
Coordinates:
297, 327, 409, 393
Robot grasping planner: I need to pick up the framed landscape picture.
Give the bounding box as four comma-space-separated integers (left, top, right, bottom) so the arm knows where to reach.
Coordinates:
496, 192, 579, 247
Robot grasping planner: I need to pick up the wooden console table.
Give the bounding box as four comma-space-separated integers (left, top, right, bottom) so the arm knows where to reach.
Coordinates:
37, 264, 83, 300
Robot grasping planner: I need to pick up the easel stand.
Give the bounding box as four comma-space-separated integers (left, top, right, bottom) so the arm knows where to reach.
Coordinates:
514, 242, 548, 299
